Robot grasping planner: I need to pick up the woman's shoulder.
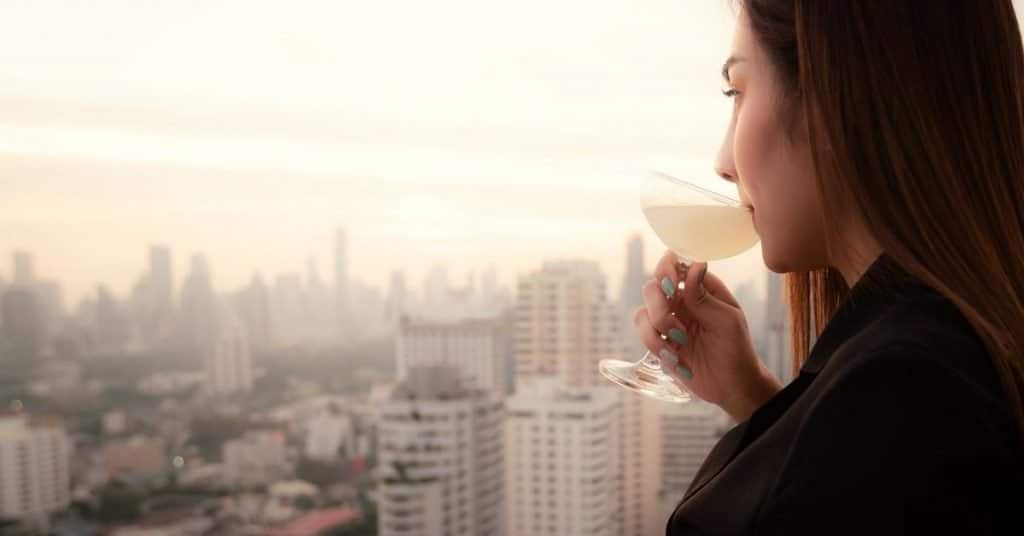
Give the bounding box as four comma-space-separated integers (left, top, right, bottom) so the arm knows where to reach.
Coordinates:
770, 295, 1022, 515
803, 286, 1020, 452
830, 287, 1005, 409
762, 327, 1023, 532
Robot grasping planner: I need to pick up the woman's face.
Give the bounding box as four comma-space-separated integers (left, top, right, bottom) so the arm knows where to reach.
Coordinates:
715, 10, 827, 273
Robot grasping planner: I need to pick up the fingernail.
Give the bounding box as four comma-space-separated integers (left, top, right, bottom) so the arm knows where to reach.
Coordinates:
661, 277, 675, 299
668, 327, 688, 345
676, 365, 693, 380
658, 348, 677, 362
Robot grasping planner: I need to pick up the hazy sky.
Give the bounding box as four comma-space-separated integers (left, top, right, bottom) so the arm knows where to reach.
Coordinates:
0, 0, 767, 305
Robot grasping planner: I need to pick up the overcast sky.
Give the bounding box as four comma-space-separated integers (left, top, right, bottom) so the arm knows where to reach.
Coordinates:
0, 0, 778, 304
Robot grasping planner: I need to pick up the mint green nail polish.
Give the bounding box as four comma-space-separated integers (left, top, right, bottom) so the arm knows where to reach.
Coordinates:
658, 348, 677, 362
676, 365, 693, 380
661, 277, 675, 299
669, 328, 688, 345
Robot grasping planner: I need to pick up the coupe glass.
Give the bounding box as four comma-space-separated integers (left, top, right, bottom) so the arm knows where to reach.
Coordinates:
598, 169, 759, 403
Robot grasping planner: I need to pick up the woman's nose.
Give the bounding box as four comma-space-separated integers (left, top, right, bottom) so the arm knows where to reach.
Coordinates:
715, 166, 737, 184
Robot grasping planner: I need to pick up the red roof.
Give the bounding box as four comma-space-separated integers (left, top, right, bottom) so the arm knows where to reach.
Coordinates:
265, 506, 362, 536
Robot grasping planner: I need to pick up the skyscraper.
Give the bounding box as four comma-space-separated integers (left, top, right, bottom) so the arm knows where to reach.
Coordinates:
0, 413, 71, 524
378, 365, 504, 536
33, 281, 63, 348
396, 315, 513, 395
763, 271, 794, 385
305, 256, 333, 340
619, 234, 647, 314
513, 260, 621, 387
94, 285, 131, 352
512, 259, 655, 536
149, 246, 174, 312
12, 250, 34, 287
232, 274, 272, 352
271, 272, 304, 346
385, 271, 408, 322
130, 245, 176, 348
656, 401, 729, 526
0, 276, 7, 327
481, 265, 499, 303
335, 227, 350, 328
423, 264, 449, 311
1, 288, 44, 363
205, 305, 253, 396
179, 254, 217, 355
505, 378, 621, 536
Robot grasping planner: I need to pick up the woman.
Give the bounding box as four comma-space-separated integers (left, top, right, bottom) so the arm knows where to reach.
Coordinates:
636, 1, 1024, 534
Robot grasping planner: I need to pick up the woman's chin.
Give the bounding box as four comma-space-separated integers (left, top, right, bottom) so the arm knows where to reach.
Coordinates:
761, 246, 792, 274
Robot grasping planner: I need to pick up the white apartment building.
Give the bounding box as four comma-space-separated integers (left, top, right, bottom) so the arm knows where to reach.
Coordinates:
205, 308, 253, 396
0, 413, 70, 521
396, 315, 512, 395
378, 365, 504, 536
656, 401, 730, 525
504, 378, 622, 536
513, 260, 622, 388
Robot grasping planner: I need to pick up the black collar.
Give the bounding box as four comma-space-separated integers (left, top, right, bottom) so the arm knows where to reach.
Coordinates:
800, 252, 931, 374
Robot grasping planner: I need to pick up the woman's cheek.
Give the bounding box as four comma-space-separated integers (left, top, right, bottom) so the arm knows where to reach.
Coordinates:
732, 111, 762, 203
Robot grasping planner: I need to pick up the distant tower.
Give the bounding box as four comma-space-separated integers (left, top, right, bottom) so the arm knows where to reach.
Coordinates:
335, 227, 349, 325
205, 305, 253, 396
149, 246, 174, 312
234, 274, 272, 352
1, 288, 44, 362
481, 265, 498, 303
619, 234, 647, 314
424, 264, 449, 310
763, 271, 793, 384
385, 271, 408, 321
12, 250, 34, 287
179, 254, 217, 354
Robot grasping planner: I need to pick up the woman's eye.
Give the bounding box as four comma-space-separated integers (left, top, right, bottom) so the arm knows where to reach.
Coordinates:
721, 88, 739, 98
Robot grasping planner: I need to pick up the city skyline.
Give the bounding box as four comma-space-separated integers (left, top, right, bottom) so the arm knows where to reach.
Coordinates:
0, 235, 767, 313
0, 0, 777, 306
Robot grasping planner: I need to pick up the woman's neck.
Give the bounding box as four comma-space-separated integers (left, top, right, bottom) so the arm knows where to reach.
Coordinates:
833, 239, 884, 288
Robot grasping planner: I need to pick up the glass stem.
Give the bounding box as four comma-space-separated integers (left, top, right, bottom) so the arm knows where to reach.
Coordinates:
642, 350, 663, 370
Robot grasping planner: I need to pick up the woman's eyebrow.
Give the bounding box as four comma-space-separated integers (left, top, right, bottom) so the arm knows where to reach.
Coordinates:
721, 55, 746, 82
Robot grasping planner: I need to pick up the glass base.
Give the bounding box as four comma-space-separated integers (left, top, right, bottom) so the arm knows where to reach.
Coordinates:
598, 358, 692, 404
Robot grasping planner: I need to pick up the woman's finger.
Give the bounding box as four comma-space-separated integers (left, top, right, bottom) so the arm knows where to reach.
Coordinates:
652, 251, 697, 325
641, 278, 672, 325
633, 306, 694, 382
634, 306, 680, 359
653, 250, 686, 302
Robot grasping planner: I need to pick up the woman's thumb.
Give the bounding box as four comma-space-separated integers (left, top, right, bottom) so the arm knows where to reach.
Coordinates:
680, 262, 742, 315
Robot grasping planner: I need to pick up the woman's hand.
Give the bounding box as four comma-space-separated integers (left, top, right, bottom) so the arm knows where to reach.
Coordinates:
633, 250, 783, 423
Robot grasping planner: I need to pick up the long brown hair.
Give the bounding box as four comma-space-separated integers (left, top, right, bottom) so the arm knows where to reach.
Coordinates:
740, 0, 1024, 440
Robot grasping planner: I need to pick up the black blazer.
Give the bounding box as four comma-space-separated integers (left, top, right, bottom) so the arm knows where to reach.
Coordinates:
667, 253, 1024, 535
